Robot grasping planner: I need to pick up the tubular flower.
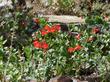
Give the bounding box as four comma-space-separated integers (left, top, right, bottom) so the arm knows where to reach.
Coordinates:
54, 24, 61, 31
33, 40, 41, 48
44, 25, 51, 32
50, 27, 56, 33
41, 41, 49, 49
68, 47, 75, 53
40, 29, 48, 36
74, 44, 82, 51
92, 27, 100, 34
68, 44, 82, 53
40, 24, 61, 36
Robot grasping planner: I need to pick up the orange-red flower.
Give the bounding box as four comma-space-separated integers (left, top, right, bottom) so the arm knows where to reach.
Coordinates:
68, 44, 82, 53
92, 27, 100, 34
75, 34, 81, 40
50, 27, 56, 33
33, 40, 49, 50
54, 24, 61, 31
40, 24, 61, 36
33, 40, 41, 48
44, 25, 51, 32
68, 47, 74, 53
40, 29, 48, 36
74, 44, 82, 51
41, 41, 49, 49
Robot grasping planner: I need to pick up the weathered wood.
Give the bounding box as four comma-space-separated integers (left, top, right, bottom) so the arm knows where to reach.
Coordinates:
43, 15, 85, 23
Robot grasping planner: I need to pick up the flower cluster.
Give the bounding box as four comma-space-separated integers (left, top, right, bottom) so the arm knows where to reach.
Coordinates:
33, 40, 49, 50
40, 24, 61, 36
32, 17, 103, 56
68, 44, 82, 53
29, 16, 110, 80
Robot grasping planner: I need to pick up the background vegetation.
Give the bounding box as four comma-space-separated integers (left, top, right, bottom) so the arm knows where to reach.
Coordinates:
0, 0, 110, 82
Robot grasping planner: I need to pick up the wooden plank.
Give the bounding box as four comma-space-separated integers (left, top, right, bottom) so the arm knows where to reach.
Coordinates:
43, 15, 85, 23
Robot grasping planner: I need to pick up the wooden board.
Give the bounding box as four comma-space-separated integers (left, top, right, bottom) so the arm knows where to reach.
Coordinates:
43, 15, 85, 23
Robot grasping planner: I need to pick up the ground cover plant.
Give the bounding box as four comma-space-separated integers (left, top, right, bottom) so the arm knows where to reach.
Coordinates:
30, 16, 110, 81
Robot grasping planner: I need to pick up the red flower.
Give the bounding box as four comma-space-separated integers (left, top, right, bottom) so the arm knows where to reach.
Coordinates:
44, 25, 51, 31
40, 29, 48, 36
50, 27, 56, 33
92, 27, 100, 34
40, 24, 61, 36
41, 41, 49, 49
44, 25, 53, 33
75, 34, 81, 40
33, 40, 41, 48
68, 47, 74, 53
74, 44, 82, 51
54, 24, 61, 31
68, 44, 82, 53
33, 40, 49, 50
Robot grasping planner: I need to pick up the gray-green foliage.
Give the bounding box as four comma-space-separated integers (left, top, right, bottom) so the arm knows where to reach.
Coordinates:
47, 0, 110, 16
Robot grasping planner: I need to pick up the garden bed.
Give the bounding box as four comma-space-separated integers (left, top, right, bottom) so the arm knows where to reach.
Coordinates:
0, 2, 110, 81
